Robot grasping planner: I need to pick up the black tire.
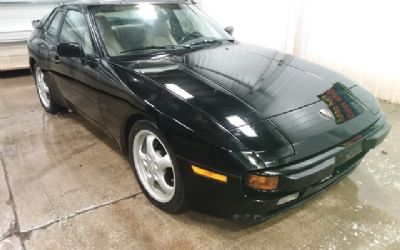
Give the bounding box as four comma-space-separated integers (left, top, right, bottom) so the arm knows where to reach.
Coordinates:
128, 120, 186, 213
33, 64, 65, 114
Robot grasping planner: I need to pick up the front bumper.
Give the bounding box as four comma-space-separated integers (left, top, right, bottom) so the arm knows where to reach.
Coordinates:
178, 115, 390, 224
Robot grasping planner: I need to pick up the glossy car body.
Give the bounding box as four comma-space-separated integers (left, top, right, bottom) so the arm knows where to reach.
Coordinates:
28, 0, 390, 224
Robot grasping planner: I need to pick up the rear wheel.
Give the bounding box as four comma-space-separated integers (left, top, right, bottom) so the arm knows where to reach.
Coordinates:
34, 65, 64, 114
129, 120, 186, 213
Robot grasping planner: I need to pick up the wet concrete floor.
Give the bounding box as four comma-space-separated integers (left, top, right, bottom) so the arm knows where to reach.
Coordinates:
0, 71, 399, 249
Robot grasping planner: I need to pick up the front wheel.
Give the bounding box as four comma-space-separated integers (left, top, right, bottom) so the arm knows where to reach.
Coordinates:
34, 65, 64, 114
128, 120, 186, 213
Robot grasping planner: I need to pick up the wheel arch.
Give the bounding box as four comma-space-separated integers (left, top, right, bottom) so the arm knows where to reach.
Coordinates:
120, 107, 185, 158
121, 112, 155, 156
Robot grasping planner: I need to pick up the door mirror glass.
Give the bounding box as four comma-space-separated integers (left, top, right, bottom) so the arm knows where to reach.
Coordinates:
57, 43, 84, 58
224, 26, 234, 35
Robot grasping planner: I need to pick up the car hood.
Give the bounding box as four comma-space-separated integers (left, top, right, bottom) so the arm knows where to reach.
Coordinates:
125, 43, 361, 129
116, 43, 380, 165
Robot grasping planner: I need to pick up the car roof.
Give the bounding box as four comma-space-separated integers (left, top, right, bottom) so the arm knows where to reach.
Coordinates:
60, 0, 192, 7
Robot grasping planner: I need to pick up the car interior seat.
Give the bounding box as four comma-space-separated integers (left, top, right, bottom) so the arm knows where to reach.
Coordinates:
115, 24, 146, 50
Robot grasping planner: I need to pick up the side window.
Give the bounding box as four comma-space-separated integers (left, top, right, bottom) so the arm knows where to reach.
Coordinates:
60, 10, 94, 55
46, 11, 63, 44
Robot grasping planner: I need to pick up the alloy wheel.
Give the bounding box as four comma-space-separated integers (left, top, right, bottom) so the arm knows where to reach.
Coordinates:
133, 130, 176, 203
35, 67, 51, 108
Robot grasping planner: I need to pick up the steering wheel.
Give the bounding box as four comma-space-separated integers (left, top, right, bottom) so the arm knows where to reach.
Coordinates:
180, 31, 203, 43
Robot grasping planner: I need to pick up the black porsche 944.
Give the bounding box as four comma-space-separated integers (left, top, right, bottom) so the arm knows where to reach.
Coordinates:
28, 0, 390, 224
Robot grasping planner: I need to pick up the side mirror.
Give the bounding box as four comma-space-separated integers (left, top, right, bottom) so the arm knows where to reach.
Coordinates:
57, 43, 84, 58
224, 26, 234, 35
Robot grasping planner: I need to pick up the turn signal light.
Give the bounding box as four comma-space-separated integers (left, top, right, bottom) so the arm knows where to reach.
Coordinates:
191, 165, 228, 183
247, 174, 279, 190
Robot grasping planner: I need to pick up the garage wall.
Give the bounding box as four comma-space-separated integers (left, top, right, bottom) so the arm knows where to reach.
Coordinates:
0, 1, 58, 70
199, 0, 400, 104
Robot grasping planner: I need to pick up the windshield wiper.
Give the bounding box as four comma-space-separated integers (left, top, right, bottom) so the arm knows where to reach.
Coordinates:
184, 39, 235, 48
120, 45, 188, 54
120, 39, 235, 54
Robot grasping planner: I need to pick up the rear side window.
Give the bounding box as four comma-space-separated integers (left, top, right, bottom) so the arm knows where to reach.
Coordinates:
59, 10, 94, 55
46, 11, 63, 44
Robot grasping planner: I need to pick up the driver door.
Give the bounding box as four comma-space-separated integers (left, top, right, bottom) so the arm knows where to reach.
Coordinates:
55, 9, 104, 127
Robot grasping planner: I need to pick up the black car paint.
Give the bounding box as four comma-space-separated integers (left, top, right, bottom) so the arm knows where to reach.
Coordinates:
27, 2, 390, 223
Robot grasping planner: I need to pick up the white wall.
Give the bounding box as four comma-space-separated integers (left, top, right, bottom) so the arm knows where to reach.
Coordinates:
0, 2, 58, 33
0, 1, 58, 70
0, 3, 56, 41
199, 0, 400, 104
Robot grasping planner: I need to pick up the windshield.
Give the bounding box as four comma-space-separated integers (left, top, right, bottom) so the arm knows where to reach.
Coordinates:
90, 3, 233, 56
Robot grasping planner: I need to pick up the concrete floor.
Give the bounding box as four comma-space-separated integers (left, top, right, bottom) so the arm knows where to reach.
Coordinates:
0, 71, 399, 250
